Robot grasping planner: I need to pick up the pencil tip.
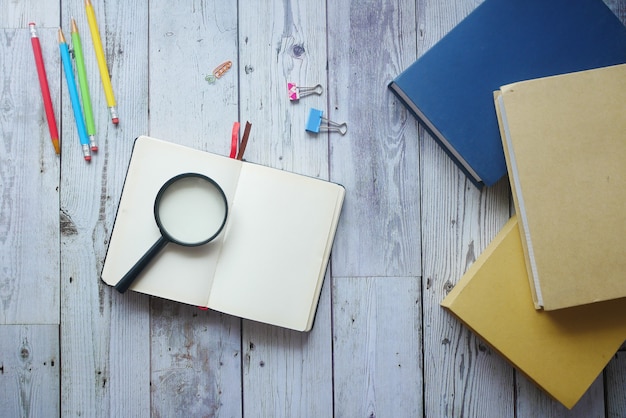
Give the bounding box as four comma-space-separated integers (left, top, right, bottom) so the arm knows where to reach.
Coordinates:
58, 28, 66, 43
71, 18, 78, 32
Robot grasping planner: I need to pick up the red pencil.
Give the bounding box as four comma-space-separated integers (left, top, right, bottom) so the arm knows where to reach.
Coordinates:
29, 22, 60, 154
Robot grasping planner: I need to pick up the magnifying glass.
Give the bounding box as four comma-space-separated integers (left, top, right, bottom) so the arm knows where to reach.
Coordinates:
114, 172, 228, 293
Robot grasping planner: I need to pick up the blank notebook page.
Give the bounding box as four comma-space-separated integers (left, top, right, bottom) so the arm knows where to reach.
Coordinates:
207, 163, 343, 330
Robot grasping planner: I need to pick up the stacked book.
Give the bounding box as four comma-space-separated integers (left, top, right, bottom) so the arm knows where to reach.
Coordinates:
389, 0, 626, 409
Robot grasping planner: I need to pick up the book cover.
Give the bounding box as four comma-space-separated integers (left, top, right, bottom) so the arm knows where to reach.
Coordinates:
495, 64, 626, 310
388, 0, 626, 187
441, 216, 626, 409
101, 136, 345, 331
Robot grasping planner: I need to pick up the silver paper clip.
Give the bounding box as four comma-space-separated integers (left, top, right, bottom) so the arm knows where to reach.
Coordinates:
288, 82, 323, 101
305, 108, 347, 135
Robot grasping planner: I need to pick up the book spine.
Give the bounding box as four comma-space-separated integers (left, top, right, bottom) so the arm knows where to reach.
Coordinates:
388, 82, 484, 189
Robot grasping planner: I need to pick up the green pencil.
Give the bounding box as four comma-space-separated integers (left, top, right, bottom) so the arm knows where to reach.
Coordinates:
71, 18, 97, 152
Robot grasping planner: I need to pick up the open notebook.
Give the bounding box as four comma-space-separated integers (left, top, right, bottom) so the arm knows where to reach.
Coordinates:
101, 136, 345, 331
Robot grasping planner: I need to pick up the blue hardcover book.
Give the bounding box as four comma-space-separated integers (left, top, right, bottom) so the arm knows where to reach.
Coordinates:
388, 0, 626, 188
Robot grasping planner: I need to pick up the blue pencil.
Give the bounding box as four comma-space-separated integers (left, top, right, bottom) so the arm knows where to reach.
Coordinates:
58, 28, 91, 162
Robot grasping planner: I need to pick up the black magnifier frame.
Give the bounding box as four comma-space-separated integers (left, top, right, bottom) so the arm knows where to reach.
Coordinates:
114, 172, 228, 293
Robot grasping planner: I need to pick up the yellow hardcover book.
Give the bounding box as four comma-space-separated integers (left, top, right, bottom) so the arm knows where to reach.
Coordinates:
441, 216, 626, 409
495, 64, 626, 310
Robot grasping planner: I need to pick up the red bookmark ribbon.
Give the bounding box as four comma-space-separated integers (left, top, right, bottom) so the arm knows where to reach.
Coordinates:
230, 122, 240, 158
230, 121, 252, 160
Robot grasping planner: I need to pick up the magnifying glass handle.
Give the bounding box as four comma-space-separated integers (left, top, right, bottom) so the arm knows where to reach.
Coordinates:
114, 236, 169, 293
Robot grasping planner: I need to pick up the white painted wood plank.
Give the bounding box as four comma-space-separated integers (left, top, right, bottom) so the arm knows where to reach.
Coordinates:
0, 325, 59, 418
3, 1, 625, 416
327, 0, 422, 278
605, 0, 626, 22
0, 28, 60, 325
60, 1, 151, 417
239, 0, 329, 176
606, 351, 626, 418
148, 1, 242, 416
151, 301, 242, 417
516, 374, 605, 418
422, 154, 513, 417
416, 0, 515, 416
148, 0, 239, 152
238, 0, 333, 416
326, 0, 425, 402
333, 276, 422, 417
242, 276, 332, 418
0, 1, 59, 28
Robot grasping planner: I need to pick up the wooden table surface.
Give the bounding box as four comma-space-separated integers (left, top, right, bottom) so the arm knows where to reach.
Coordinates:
1, 0, 625, 417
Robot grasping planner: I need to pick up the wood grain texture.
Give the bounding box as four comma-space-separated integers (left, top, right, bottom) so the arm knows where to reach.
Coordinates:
606, 351, 626, 417
516, 374, 605, 418
606, 0, 626, 21
151, 300, 242, 418
147, 2, 242, 417
1, 0, 626, 416
243, 276, 332, 418
0, 1, 59, 28
59, 1, 151, 417
326, 13, 425, 418
333, 276, 422, 417
0, 325, 59, 418
0, 28, 60, 325
148, 0, 239, 151
238, 1, 334, 416
238, 0, 329, 176
417, 1, 515, 417
328, 0, 422, 278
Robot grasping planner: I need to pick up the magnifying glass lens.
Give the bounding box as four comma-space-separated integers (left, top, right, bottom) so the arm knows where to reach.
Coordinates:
157, 175, 228, 245
115, 173, 227, 294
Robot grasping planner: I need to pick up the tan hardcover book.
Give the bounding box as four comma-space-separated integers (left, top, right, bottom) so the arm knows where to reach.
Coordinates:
101, 136, 345, 331
494, 64, 626, 310
441, 216, 626, 409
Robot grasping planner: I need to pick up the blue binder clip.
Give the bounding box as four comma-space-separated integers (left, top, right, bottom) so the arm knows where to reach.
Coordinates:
305, 108, 347, 135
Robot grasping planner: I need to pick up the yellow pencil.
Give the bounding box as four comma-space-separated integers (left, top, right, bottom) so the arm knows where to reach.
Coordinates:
85, 0, 118, 124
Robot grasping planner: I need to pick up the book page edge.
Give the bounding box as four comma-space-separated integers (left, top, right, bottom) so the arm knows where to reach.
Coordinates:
496, 94, 543, 309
